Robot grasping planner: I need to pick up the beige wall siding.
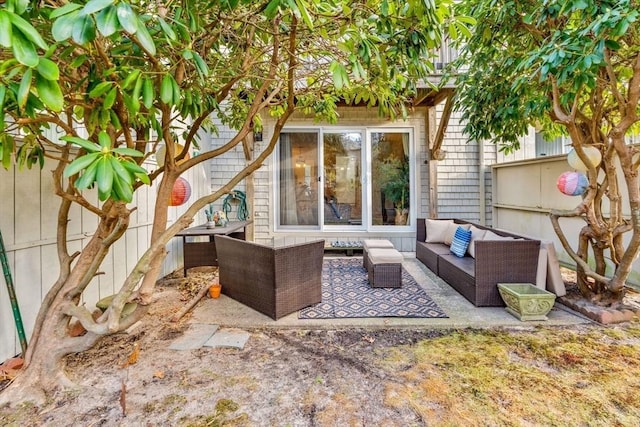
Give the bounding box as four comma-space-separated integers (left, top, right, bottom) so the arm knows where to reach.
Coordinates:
492, 155, 640, 287
0, 158, 208, 362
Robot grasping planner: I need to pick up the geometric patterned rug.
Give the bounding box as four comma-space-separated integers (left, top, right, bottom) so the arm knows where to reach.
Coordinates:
299, 257, 448, 319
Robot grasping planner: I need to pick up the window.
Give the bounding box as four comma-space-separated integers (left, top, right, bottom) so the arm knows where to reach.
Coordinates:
277, 128, 413, 231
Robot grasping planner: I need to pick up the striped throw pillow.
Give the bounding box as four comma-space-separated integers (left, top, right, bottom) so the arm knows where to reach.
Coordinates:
450, 226, 472, 257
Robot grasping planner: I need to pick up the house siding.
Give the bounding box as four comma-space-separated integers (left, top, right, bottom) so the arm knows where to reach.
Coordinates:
206, 105, 495, 250
434, 107, 494, 225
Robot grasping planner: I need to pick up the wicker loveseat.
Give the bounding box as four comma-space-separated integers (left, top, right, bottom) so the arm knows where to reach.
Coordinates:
416, 218, 541, 307
214, 235, 324, 320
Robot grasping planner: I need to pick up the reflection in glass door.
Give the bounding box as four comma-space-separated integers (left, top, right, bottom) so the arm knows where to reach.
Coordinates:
371, 131, 410, 226
278, 132, 319, 227
323, 132, 362, 226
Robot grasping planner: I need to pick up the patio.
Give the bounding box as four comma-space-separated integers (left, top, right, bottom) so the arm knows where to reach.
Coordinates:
190, 253, 591, 329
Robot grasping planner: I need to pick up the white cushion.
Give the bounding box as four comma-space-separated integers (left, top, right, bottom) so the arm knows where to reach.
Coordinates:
363, 239, 394, 250
444, 222, 471, 245
467, 226, 487, 258
425, 219, 454, 243
368, 248, 403, 264
482, 230, 514, 241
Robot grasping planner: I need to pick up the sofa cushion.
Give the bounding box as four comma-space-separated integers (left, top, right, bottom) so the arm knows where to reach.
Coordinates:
425, 219, 454, 243
444, 222, 471, 245
467, 225, 487, 258
483, 230, 515, 241
450, 226, 472, 257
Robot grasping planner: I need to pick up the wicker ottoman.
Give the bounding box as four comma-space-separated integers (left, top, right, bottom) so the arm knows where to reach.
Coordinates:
367, 247, 403, 288
362, 239, 395, 270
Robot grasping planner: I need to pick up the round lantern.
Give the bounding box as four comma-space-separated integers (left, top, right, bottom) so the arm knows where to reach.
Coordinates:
557, 171, 588, 196
156, 144, 190, 167
567, 146, 601, 171
169, 177, 191, 206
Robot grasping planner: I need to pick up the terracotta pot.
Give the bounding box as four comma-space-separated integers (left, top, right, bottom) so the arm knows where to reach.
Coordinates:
209, 283, 222, 299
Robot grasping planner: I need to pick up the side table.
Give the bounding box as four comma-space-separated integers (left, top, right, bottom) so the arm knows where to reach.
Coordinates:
176, 220, 252, 276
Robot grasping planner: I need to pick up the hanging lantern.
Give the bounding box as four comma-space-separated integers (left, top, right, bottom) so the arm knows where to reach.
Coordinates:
557, 171, 589, 196
169, 177, 191, 206
567, 146, 601, 171
156, 144, 190, 167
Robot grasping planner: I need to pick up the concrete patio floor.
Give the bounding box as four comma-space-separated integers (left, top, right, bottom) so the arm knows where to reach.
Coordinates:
190, 253, 592, 329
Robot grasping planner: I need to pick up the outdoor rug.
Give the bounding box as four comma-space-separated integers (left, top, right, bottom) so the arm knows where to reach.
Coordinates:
299, 257, 448, 319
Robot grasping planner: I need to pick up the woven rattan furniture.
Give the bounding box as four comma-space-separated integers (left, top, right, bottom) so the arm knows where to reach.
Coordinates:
416, 218, 540, 307
214, 235, 324, 320
367, 247, 403, 288
362, 239, 395, 270
176, 220, 251, 276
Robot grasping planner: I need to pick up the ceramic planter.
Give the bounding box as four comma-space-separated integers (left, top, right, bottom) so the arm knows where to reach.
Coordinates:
497, 283, 556, 321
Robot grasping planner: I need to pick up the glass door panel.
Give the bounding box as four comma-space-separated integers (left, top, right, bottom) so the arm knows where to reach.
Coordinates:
371, 131, 410, 226
278, 132, 319, 226
323, 132, 362, 226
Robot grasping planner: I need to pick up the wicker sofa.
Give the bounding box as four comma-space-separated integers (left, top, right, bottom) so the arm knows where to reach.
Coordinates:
214, 235, 324, 320
416, 218, 541, 307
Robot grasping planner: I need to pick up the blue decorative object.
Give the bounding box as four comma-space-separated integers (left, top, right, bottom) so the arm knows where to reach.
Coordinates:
450, 226, 472, 257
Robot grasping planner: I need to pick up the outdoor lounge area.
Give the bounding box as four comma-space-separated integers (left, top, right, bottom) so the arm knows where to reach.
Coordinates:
191, 252, 589, 328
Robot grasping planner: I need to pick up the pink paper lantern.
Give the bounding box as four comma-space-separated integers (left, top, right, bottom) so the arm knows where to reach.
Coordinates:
557, 171, 588, 196
169, 177, 191, 206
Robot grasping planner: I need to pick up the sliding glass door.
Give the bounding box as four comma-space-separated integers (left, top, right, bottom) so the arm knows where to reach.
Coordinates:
323, 132, 363, 227
277, 128, 412, 230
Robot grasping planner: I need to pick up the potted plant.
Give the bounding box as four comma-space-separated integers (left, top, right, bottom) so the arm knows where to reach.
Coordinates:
204, 204, 215, 228
378, 156, 410, 225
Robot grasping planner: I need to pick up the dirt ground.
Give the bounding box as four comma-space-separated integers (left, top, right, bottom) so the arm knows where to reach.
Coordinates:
1, 268, 639, 426
1, 271, 449, 426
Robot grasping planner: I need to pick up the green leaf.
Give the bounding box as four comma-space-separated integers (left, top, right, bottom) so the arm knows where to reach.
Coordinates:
17, 67, 32, 108
142, 77, 153, 108
108, 155, 133, 184
134, 21, 156, 55
89, 81, 113, 98
98, 131, 111, 148
72, 14, 96, 44
12, 31, 38, 67
103, 87, 117, 109
52, 13, 77, 41
0, 85, 5, 111
0, 11, 13, 48
82, 0, 114, 15
604, 39, 621, 50
95, 156, 114, 200
116, 2, 138, 34
63, 151, 101, 178
264, 0, 280, 19
158, 17, 176, 41
50, 3, 83, 19
35, 74, 64, 111
294, 0, 313, 30
1, 134, 14, 170
110, 172, 133, 201
192, 51, 209, 77
62, 136, 101, 152
73, 157, 99, 189
12, 0, 29, 15
121, 69, 140, 90
7, 11, 48, 50
36, 58, 60, 81
160, 74, 173, 104
112, 147, 144, 157
96, 5, 119, 37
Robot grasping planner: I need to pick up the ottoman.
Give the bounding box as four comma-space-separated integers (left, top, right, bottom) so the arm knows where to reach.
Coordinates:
362, 239, 395, 270
367, 247, 403, 288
